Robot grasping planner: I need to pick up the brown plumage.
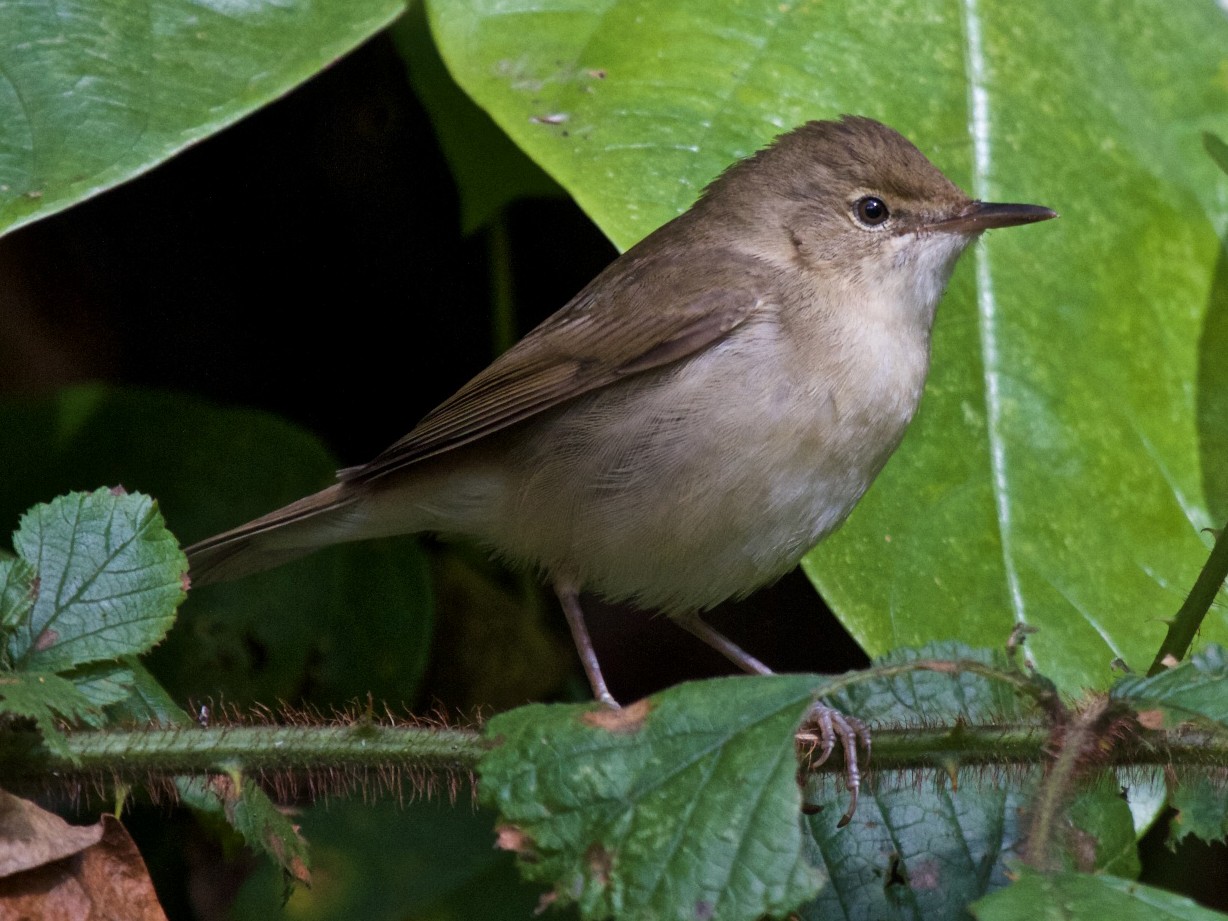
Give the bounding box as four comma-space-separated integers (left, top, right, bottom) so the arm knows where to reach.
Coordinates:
187, 117, 1054, 803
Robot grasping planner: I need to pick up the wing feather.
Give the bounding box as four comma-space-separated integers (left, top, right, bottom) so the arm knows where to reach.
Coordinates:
344, 246, 773, 484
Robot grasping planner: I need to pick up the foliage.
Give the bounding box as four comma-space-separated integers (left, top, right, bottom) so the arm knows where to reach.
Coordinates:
0, 489, 184, 756
1, 0, 1227, 919
429, 0, 1228, 697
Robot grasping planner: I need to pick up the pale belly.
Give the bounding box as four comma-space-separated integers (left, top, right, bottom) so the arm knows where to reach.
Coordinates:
461, 320, 928, 612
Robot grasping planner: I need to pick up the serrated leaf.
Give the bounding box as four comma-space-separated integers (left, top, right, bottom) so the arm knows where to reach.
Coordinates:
101, 658, 189, 729
1111, 645, 1228, 728
1169, 777, 1228, 848
480, 675, 825, 921
179, 775, 311, 887
0, 0, 406, 238
429, 0, 1228, 696
0, 387, 435, 708
0, 671, 98, 759
802, 781, 1027, 920
798, 646, 1138, 917
64, 661, 139, 727
9, 489, 186, 672
826, 642, 1036, 726
104, 661, 312, 884
972, 868, 1228, 921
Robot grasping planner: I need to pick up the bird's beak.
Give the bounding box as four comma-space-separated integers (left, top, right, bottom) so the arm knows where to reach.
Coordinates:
929, 201, 1058, 234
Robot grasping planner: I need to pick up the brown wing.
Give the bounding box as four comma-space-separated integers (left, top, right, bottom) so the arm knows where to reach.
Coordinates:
343, 246, 773, 484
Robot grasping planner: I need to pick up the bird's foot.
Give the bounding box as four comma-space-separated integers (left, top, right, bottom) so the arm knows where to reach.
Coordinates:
795, 701, 871, 827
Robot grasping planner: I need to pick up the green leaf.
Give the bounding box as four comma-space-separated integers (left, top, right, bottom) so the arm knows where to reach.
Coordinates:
1169, 776, 1228, 848
180, 774, 311, 887
0, 386, 434, 708
799, 646, 1135, 918
65, 661, 139, 727
825, 642, 1035, 725
429, 0, 1228, 694
802, 782, 1027, 920
1111, 645, 1228, 729
0, 0, 407, 238
392, 3, 560, 233
1068, 782, 1141, 880
0, 671, 97, 759
106, 665, 313, 885
1204, 134, 1228, 178
231, 800, 567, 921
971, 868, 1228, 921
480, 675, 825, 921
9, 488, 186, 672
0, 556, 36, 657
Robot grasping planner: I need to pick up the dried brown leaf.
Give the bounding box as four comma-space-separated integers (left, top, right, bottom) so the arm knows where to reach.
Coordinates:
0, 812, 167, 921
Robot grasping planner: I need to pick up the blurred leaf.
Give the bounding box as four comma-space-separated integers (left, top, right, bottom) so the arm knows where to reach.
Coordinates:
214, 776, 311, 888
428, 0, 1228, 694
392, 2, 560, 232
1112, 645, 1228, 729
180, 778, 311, 890
0, 557, 35, 659
480, 675, 824, 921
1204, 134, 1228, 178
8, 489, 185, 672
103, 656, 188, 727
972, 868, 1228, 920
0, 672, 95, 759
0, 387, 434, 708
1169, 777, 1228, 848
231, 800, 568, 921
1068, 782, 1141, 880
67, 662, 139, 723
0, 0, 407, 238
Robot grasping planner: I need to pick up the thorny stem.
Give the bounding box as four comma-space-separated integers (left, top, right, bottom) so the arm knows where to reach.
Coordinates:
1148, 520, 1228, 676
1, 715, 1223, 799
0, 723, 487, 791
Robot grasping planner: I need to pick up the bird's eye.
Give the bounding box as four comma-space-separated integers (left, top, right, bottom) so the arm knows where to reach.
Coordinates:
854, 196, 890, 226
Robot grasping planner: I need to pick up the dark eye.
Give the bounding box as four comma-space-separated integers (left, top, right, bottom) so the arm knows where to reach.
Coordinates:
854, 196, 890, 226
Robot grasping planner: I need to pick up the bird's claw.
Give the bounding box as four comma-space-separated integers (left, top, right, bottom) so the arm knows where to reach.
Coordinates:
795, 702, 871, 827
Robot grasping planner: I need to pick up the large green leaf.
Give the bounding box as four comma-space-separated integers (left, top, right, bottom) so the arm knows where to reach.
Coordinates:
427, 0, 1228, 692
0, 0, 406, 237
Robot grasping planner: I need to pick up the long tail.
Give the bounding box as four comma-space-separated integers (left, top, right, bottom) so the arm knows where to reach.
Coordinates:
186, 484, 362, 585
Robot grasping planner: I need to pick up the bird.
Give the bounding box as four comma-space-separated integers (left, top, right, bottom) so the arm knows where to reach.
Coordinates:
186, 115, 1055, 817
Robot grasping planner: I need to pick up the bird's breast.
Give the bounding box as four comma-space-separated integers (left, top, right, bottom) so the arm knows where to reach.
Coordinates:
482, 309, 932, 612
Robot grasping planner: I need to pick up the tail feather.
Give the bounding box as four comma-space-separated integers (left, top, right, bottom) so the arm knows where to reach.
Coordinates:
186, 484, 360, 585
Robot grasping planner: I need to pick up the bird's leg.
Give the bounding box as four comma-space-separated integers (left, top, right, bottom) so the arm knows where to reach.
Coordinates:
796, 701, 872, 827
554, 582, 619, 708
671, 610, 772, 674
673, 610, 870, 826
